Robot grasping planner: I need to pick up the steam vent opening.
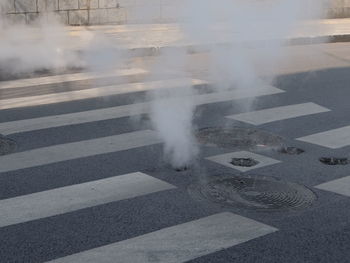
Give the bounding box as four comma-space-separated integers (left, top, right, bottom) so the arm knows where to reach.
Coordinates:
319, 157, 349, 165
196, 127, 283, 150
230, 158, 259, 167
189, 176, 317, 211
278, 146, 305, 155
175, 166, 189, 172
0, 135, 16, 155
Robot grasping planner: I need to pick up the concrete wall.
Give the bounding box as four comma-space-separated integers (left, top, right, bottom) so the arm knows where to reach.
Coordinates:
1, 0, 350, 26
0, 0, 175, 25
329, 0, 350, 17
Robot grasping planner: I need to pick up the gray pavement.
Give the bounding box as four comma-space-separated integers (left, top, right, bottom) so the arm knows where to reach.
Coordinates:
0, 42, 350, 262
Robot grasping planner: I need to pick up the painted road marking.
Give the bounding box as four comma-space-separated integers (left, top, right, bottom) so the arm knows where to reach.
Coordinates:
0, 172, 175, 228
0, 86, 284, 135
0, 78, 206, 110
206, 151, 281, 172
193, 85, 284, 105
315, 176, 350, 197
0, 130, 161, 173
297, 125, 350, 149
46, 212, 277, 263
0, 103, 149, 135
0, 68, 147, 90
227, 103, 330, 125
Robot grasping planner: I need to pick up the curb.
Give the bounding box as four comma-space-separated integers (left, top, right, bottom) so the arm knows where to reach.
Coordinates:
74, 33, 350, 58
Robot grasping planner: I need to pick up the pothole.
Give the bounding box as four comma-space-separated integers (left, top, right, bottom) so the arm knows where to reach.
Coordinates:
319, 157, 349, 165
230, 158, 259, 167
196, 127, 283, 150
189, 175, 317, 211
278, 146, 305, 155
0, 136, 16, 155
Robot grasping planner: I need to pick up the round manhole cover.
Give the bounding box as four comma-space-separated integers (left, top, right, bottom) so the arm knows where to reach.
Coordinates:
319, 157, 349, 165
196, 127, 283, 149
189, 176, 317, 211
0, 136, 16, 155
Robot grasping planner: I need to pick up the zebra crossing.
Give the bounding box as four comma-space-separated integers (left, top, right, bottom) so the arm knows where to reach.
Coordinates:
47, 212, 277, 263
315, 176, 350, 197
297, 125, 350, 149
226, 102, 330, 125
0, 130, 161, 173
0, 84, 283, 135
0, 78, 207, 110
0, 68, 148, 90
0, 172, 175, 228
0, 67, 349, 262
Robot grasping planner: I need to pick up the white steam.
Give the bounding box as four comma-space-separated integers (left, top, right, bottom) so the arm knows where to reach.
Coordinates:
151, 89, 198, 168
0, 14, 83, 75
149, 0, 325, 168
0, 1, 325, 168
0, 9, 121, 77
149, 48, 199, 168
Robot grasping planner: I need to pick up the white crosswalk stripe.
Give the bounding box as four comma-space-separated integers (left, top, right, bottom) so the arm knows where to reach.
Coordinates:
315, 176, 350, 197
0, 102, 148, 135
0, 78, 206, 110
0, 85, 284, 135
226, 102, 330, 125
46, 212, 277, 263
297, 125, 350, 149
0, 130, 161, 173
0, 68, 147, 90
0, 172, 176, 228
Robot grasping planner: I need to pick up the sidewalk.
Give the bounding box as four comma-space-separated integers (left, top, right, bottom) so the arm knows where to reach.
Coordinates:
6, 18, 350, 56
66, 18, 350, 54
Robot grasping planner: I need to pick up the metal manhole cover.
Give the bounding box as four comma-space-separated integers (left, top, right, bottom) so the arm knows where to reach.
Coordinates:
319, 157, 349, 165
230, 158, 259, 167
0, 136, 16, 155
189, 176, 317, 211
196, 127, 283, 149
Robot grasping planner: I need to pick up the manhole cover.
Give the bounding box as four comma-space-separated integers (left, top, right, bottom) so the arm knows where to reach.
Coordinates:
189, 175, 317, 211
196, 127, 283, 149
319, 157, 349, 165
0, 136, 16, 155
278, 146, 304, 155
230, 158, 259, 167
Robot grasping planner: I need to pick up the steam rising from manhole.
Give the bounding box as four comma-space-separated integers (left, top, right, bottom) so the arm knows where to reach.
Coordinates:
319, 157, 349, 165
189, 175, 317, 211
0, 135, 16, 155
230, 158, 259, 167
196, 127, 283, 150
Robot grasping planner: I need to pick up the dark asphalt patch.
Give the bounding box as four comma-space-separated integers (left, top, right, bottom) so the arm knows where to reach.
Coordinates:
196, 127, 283, 150
0, 135, 16, 155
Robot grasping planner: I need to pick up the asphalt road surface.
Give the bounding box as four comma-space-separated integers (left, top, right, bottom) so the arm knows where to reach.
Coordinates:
0, 42, 350, 262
